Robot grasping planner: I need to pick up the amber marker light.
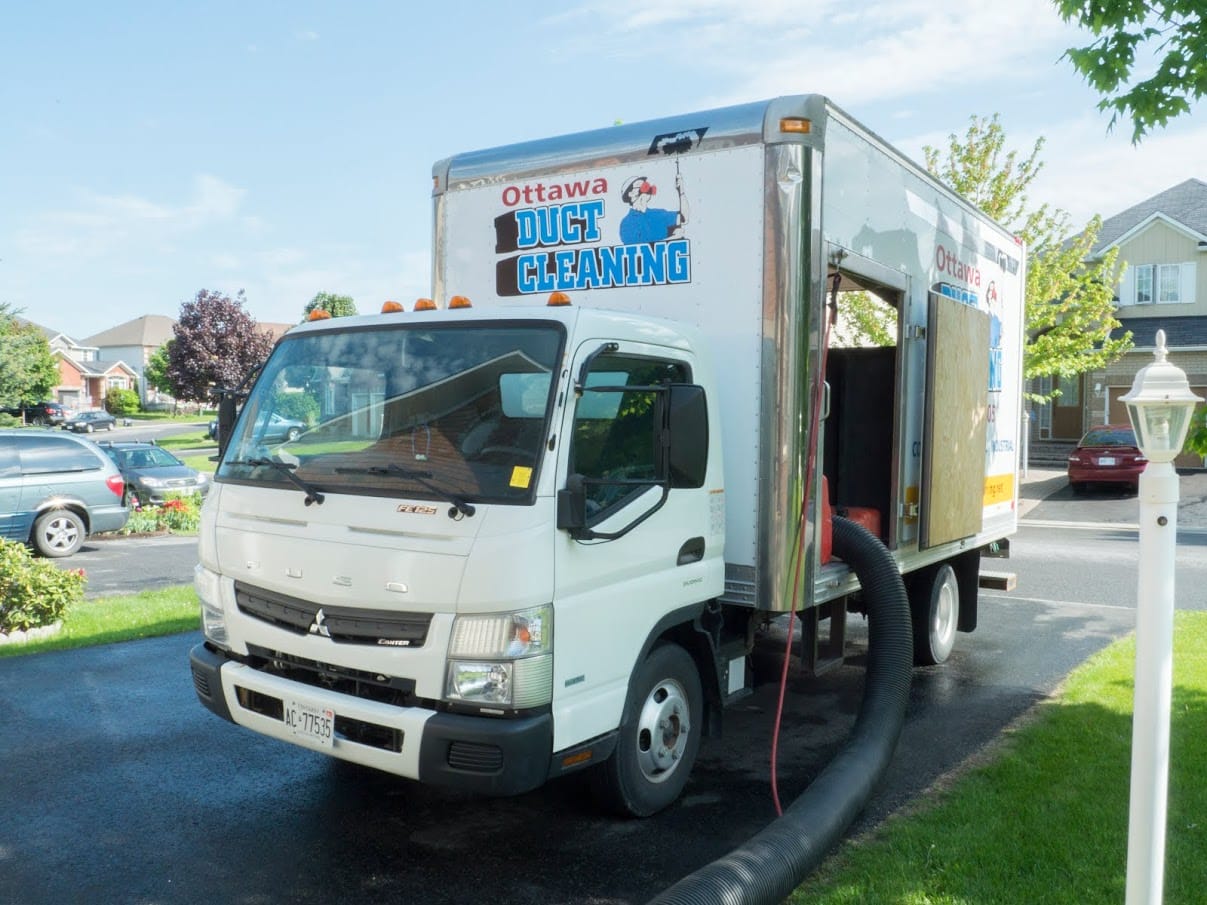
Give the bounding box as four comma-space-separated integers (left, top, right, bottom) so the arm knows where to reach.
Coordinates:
448, 295, 472, 309
413, 298, 438, 311
307, 309, 332, 321
547, 291, 572, 306
779, 117, 812, 134
381, 300, 405, 314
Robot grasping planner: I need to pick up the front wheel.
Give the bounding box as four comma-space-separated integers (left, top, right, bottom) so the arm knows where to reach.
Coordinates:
590, 643, 702, 817
910, 563, 959, 665
33, 509, 85, 557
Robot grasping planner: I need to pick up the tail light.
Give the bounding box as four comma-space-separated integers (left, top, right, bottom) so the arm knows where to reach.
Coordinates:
106, 474, 125, 498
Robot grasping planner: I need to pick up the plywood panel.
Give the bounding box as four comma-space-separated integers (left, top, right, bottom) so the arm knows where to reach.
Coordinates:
921, 294, 990, 549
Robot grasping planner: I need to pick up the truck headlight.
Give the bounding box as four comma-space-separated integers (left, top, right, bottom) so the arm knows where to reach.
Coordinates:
194, 563, 228, 648
445, 605, 553, 709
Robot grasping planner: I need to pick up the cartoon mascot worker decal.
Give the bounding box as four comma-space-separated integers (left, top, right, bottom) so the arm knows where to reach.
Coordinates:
619, 168, 690, 243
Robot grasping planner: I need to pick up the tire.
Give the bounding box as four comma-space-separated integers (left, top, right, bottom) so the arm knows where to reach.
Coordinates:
590, 643, 702, 817
33, 509, 85, 558
910, 563, 959, 666
1070, 481, 1085, 495
286, 428, 300, 442
86, 423, 94, 433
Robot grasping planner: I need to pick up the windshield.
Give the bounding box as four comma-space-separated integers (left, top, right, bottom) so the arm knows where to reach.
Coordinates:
117, 447, 184, 468
217, 321, 564, 504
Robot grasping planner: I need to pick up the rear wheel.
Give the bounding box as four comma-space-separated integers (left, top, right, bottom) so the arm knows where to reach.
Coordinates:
591, 643, 702, 817
910, 563, 959, 665
33, 509, 85, 557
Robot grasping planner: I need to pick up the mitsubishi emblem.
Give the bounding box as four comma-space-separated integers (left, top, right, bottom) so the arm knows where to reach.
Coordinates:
308, 608, 332, 638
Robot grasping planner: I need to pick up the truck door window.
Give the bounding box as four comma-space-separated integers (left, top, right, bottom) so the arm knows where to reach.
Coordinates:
571, 356, 689, 516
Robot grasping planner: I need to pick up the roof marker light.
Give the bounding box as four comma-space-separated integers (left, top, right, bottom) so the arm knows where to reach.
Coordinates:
381, 300, 405, 314
779, 117, 812, 134
547, 292, 572, 307
307, 309, 332, 321
449, 295, 472, 309
414, 298, 437, 311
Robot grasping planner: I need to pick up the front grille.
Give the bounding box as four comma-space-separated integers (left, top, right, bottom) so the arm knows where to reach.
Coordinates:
245, 643, 419, 708
447, 741, 504, 773
235, 581, 432, 647
234, 685, 404, 753
191, 667, 212, 699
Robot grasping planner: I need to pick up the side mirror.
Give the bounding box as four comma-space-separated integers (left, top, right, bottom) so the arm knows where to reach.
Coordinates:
217, 394, 237, 457
666, 384, 708, 489
557, 473, 588, 535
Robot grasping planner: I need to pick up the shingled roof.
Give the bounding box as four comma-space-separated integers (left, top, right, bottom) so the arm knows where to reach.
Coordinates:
80, 314, 176, 348
1109, 315, 1207, 347
1091, 178, 1207, 255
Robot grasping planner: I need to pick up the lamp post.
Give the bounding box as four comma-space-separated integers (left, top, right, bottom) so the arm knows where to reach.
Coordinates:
1120, 329, 1203, 905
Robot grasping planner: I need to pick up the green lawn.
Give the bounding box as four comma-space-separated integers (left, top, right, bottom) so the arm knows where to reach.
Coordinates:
0, 585, 198, 658
793, 610, 1207, 904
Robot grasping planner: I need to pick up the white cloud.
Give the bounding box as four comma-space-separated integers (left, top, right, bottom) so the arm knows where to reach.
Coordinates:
16, 174, 246, 261
565, 0, 1079, 107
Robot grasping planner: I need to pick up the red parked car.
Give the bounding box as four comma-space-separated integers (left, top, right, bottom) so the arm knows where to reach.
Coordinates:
1067, 424, 1147, 493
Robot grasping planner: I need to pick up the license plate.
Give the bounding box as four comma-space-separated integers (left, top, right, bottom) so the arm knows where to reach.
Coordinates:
284, 699, 334, 748
1098, 456, 1117, 466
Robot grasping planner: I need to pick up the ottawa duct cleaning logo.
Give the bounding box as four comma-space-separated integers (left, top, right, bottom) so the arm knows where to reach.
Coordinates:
491, 127, 706, 297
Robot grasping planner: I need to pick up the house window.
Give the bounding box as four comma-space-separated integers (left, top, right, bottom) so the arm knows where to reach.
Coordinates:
1121, 263, 1195, 306
1158, 265, 1181, 302
1135, 266, 1153, 304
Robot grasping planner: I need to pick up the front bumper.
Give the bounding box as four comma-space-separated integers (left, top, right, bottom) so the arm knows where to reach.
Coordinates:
189, 643, 553, 796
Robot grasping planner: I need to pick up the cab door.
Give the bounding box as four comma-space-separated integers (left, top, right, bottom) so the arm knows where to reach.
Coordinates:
548, 339, 720, 752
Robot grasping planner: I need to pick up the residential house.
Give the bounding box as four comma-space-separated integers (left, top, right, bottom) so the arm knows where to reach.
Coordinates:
81, 315, 296, 409
1033, 178, 1207, 468
81, 315, 177, 408
17, 319, 138, 412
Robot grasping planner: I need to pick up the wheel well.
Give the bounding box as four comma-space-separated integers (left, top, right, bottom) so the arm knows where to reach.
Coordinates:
651, 619, 723, 738
32, 503, 91, 536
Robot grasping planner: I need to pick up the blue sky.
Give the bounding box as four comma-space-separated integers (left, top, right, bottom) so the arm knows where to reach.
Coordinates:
3, 0, 1203, 340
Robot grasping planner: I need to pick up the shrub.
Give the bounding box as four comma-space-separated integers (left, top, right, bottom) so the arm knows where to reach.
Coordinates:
0, 413, 22, 428
105, 388, 141, 416
119, 492, 202, 535
0, 538, 86, 633
274, 391, 320, 425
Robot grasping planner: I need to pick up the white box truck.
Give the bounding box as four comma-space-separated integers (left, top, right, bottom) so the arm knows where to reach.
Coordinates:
190, 95, 1024, 817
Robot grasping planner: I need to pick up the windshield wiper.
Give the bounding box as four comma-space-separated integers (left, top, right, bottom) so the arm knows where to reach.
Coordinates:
229, 457, 326, 506
335, 464, 476, 518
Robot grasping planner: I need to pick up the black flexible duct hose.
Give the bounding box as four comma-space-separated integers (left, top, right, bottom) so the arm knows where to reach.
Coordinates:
651, 516, 913, 905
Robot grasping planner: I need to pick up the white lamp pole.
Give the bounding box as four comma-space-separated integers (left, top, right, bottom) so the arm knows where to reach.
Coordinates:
1120, 329, 1203, 905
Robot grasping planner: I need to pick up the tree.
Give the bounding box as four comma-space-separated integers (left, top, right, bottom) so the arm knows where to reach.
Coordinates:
1055, 0, 1206, 142
0, 303, 59, 411
167, 290, 274, 403
923, 114, 1132, 401
144, 340, 180, 410
302, 292, 357, 321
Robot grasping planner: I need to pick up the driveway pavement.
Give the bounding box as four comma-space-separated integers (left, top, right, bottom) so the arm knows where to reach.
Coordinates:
1020, 465, 1207, 530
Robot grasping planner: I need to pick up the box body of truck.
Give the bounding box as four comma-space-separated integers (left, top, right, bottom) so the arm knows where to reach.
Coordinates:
190, 95, 1023, 814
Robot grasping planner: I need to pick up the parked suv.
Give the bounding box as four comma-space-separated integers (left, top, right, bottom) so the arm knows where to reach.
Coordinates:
1, 401, 67, 426
97, 441, 209, 507
0, 430, 128, 556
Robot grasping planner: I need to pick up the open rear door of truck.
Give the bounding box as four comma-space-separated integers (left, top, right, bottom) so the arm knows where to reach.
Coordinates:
920, 291, 990, 549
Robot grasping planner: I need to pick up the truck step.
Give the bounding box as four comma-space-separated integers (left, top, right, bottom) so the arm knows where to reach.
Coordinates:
979, 570, 1017, 591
